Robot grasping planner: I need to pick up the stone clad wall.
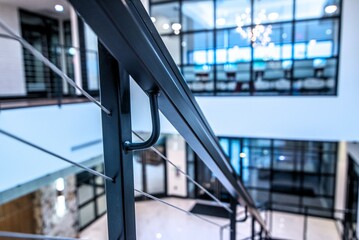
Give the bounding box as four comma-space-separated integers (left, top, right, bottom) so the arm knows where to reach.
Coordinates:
34, 175, 79, 238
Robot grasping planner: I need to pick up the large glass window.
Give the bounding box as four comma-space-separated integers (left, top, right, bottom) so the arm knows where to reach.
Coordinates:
182, 1, 214, 31
151, 2, 180, 35
253, 0, 293, 24
217, 137, 338, 218
216, 0, 251, 29
296, 0, 340, 20
150, 0, 341, 96
77, 164, 106, 230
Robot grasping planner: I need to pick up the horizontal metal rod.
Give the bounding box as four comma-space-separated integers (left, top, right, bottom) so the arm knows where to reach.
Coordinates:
132, 131, 233, 214
134, 188, 222, 228
0, 19, 111, 115
0, 129, 113, 182
0, 231, 83, 240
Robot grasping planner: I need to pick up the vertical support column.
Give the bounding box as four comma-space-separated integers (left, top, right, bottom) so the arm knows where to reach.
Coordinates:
70, 7, 83, 95
99, 42, 136, 240
335, 142, 348, 220
303, 207, 308, 240
251, 217, 256, 240
230, 197, 237, 240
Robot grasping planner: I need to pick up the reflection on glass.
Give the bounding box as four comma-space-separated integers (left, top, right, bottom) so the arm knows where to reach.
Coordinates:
151, 2, 180, 34
249, 189, 269, 206
78, 185, 94, 205
253, 23, 292, 60
145, 146, 166, 195
151, 0, 341, 96
216, 28, 252, 63
296, 0, 340, 19
79, 202, 95, 227
216, 0, 251, 28
230, 140, 240, 174
303, 175, 335, 196
162, 35, 180, 64
96, 195, 106, 215
182, 1, 214, 31
243, 169, 270, 189
219, 138, 230, 156
295, 20, 339, 58
133, 152, 143, 197
254, 0, 293, 23
182, 32, 214, 65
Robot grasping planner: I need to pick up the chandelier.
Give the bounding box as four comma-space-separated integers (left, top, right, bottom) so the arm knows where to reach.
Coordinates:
235, 9, 273, 47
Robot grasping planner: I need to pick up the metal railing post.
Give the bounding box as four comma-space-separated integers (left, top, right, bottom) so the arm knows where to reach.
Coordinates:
98, 42, 136, 239
230, 197, 237, 240
251, 217, 255, 240
303, 206, 308, 240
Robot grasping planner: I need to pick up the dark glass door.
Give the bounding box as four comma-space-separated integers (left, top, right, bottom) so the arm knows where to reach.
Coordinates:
345, 155, 359, 239
133, 137, 167, 199
20, 11, 60, 98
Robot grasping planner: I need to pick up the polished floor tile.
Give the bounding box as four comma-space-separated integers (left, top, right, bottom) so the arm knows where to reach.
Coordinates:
80, 198, 340, 240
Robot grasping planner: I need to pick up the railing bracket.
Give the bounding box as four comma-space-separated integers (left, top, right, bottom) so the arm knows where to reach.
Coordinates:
124, 91, 160, 151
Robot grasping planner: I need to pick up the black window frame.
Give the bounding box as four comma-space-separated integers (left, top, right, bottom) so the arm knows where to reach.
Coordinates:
150, 0, 342, 96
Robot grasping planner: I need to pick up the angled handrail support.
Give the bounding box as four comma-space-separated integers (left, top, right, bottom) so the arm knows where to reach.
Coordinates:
124, 91, 160, 151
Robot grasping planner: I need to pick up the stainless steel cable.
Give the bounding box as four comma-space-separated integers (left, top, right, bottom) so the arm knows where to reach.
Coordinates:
0, 231, 83, 240
134, 189, 222, 228
132, 131, 233, 214
0, 129, 113, 182
0, 19, 111, 115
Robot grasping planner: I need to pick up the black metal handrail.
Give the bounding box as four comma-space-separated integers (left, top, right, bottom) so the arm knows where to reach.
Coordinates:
69, 0, 269, 235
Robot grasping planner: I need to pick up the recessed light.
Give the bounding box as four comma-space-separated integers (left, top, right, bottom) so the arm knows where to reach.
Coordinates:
54, 4, 64, 12
68, 47, 76, 55
278, 155, 286, 161
55, 178, 65, 191
162, 23, 170, 30
151, 17, 156, 23
326, 29, 332, 35
171, 23, 182, 31
325, 5, 337, 14
239, 152, 246, 158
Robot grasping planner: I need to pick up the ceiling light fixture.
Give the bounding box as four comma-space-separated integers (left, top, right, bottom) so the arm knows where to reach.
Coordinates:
325, 5, 338, 14
171, 23, 182, 31
55, 178, 65, 192
235, 10, 273, 46
239, 152, 247, 158
54, 4, 64, 12
162, 23, 170, 30
326, 29, 332, 35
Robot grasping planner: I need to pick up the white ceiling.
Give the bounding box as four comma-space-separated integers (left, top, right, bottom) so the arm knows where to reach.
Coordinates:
0, 0, 72, 20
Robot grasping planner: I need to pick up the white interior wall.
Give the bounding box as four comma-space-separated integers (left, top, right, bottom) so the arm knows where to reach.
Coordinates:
0, 3, 26, 97
0, 103, 103, 195
166, 135, 187, 197
334, 142, 348, 219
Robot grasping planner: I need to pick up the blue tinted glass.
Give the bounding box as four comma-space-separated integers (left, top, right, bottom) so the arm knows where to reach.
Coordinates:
219, 138, 230, 156
230, 140, 240, 174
